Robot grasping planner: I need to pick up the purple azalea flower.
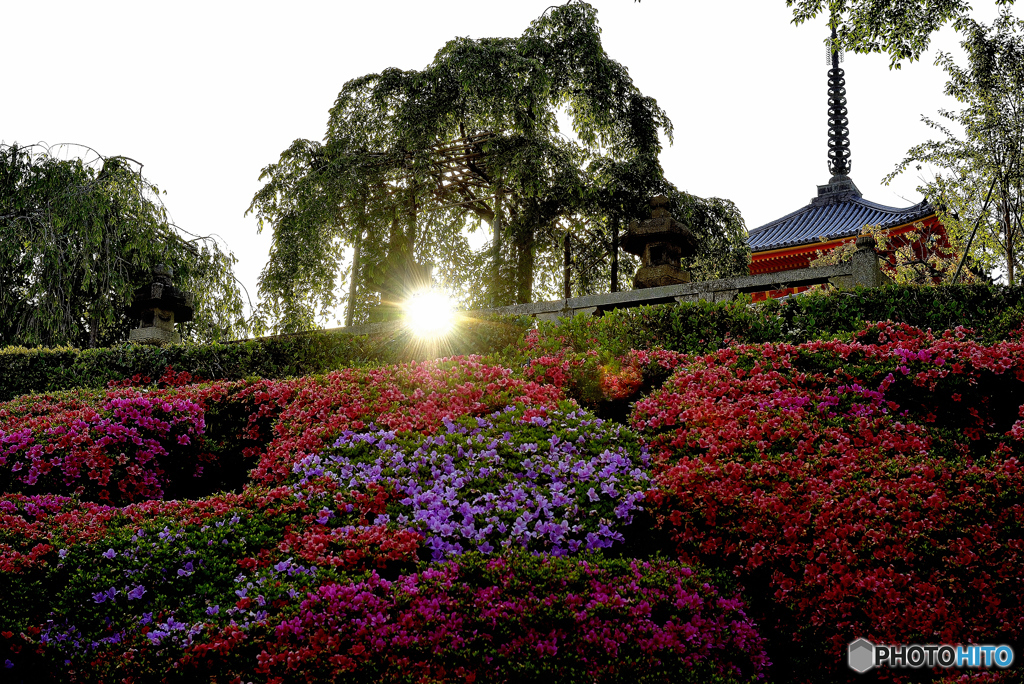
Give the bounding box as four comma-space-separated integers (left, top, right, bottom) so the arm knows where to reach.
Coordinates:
307, 405, 649, 561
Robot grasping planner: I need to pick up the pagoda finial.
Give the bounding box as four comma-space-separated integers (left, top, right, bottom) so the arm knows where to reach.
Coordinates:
827, 23, 851, 178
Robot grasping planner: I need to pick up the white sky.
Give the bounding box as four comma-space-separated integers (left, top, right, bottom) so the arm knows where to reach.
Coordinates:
4, 0, 1013, 321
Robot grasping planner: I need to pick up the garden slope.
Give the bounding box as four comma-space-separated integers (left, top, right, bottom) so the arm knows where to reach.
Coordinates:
2, 287, 1024, 682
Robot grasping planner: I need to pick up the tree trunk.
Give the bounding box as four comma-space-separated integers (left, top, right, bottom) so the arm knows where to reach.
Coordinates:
610, 216, 619, 293
514, 221, 535, 305
563, 231, 571, 299
1004, 193, 1015, 285
491, 188, 504, 307
88, 312, 98, 349
405, 184, 419, 292
346, 226, 362, 327
371, 209, 406, 321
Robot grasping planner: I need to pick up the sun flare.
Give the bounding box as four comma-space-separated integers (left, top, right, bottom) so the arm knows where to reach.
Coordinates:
404, 289, 456, 338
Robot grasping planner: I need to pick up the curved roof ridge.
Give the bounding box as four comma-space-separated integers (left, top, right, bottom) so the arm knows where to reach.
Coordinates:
848, 194, 931, 214
746, 192, 934, 252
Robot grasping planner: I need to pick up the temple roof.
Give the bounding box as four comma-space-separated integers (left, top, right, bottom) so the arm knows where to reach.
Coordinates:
746, 28, 936, 255
746, 179, 934, 252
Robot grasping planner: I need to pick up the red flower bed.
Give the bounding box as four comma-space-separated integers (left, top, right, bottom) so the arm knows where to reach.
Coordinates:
177, 553, 769, 684
634, 322, 1024, 682
0, 356, 563, 502
246, 356, 563, 485
0, 390, 212, 504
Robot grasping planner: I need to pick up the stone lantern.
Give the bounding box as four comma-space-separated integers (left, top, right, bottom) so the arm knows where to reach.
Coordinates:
621, 195, 698, 289
126, 265, 194, 345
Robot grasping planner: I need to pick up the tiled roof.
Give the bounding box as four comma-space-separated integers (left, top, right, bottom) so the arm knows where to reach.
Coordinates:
747, 179, 934, 252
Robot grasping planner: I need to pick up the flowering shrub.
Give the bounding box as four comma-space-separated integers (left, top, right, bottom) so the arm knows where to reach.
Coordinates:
0, 481, 426, 679
248, 356, 563, 485
0, 487, 766, 683
521, 339, 690, 416
14, 548, 768, 683
0, 390, 210, 504
0, 356, 563, 503
295, 403, 649, 559
227, 553, 769, 684
106, 365, 207, 390
635, 322, 1024, 682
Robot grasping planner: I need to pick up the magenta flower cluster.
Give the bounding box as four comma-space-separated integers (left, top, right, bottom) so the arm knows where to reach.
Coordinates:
0, 391, 208, 504
245, 553, 769, 682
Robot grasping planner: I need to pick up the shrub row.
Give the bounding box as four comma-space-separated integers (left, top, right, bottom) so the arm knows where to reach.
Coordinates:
0, 314, 534, 401
532, 284, 1024, 360
4, 285, 1023, 403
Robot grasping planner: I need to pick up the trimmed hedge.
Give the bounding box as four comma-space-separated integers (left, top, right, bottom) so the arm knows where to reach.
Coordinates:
0, 314, 534, 401
537, 284, 1024, 359
4, 285, 1024, 401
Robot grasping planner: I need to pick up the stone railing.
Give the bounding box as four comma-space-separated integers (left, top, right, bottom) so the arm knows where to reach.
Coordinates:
332, 236, 888, 336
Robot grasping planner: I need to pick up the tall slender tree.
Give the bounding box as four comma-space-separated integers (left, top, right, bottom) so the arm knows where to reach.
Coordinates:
887, 9, 1024, 283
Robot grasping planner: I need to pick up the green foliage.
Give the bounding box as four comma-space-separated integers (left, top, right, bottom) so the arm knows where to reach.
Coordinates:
528, 284, 1024, 360
0, 142, 248, 347
0, 314, 534, 401
808, 222, 970, 284
8, 285, 1024, 403
248, 2, 681, 330
784, 0, 1017, 67
887, 10, 1024, 284
669, 189, 751, 282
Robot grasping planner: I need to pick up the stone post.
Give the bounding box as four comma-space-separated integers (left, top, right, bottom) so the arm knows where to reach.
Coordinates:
849, 235, 891, 288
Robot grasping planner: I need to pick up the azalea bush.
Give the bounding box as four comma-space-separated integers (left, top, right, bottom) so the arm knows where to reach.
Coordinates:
4, 303, 1024, 683
246, 356, 564, 485
0, 485, 424, 681
298, 403, 650, 559
635, 321, 1024, 682
0, 390, 211, 504
0, 356, 565, 504
229, 553, 768, 684
0, 402, 767, 683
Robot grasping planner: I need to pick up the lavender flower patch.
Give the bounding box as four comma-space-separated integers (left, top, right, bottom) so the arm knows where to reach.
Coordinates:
294, 404, 650, 560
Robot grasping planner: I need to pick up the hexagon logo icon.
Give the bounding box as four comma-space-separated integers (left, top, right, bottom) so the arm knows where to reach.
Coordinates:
848, 638, 875, 673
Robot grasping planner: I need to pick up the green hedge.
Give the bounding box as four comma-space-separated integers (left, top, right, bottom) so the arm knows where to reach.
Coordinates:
0, 314, 534, 401
4, 285, 1024, 401
543, 284, 1024, 357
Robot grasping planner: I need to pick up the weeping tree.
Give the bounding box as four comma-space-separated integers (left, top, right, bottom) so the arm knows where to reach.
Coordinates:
0, 142, 248, 348
248, 1, 683, 331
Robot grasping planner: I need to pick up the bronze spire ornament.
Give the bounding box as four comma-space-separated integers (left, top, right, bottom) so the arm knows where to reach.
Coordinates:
827, 24, 852, 179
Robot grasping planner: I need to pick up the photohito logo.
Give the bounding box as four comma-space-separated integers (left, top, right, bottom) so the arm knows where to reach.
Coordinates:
848, 639, 1015, 673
